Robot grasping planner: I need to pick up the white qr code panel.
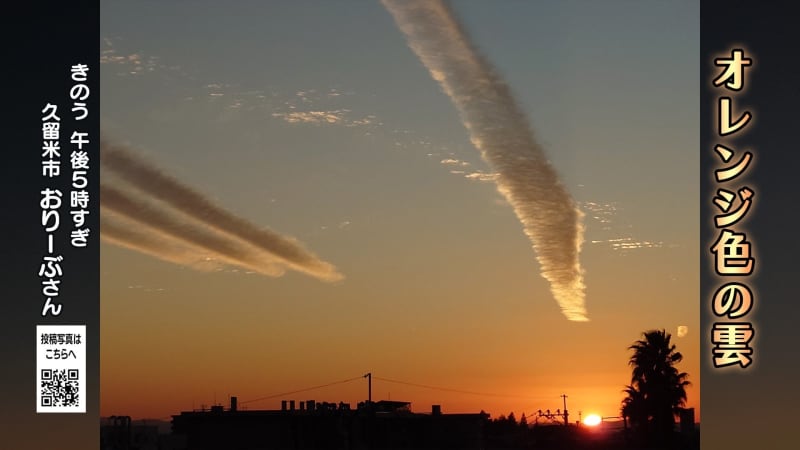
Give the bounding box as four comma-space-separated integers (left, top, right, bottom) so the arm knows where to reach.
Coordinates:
36, 325, 86, 413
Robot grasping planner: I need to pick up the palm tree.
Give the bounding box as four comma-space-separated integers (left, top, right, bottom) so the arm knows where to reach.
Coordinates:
621, 329, 690, 446
621, 384, 646, 431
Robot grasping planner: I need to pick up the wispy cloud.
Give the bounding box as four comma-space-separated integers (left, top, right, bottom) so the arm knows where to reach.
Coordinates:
589, 237, 666, 251
100, 139, 343, 282
271, 109, 377, 127
102, 210, 226, 273
273, 110, 342, 124
463, 171, 499, 182
261, 88, 378, 127
440, 158, 471, 167
581, 201, 618, 230
383, 0, 588, 321
579, 199, 673, 253
101, 37, 181, 77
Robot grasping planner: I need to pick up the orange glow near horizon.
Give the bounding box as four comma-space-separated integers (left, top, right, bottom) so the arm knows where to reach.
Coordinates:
100, 240, 701, 422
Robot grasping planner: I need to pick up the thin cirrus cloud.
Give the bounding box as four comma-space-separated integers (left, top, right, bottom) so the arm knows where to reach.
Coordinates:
440, 158, 471, 167
463, 171, 499, 183
101, 37, 180, 77
271, 109, 377, 127
100, 139, 343, 282
382, 0, 588, 321
270, 88, 377, 127
580, 200, 671, 252
590, 237, 666, 251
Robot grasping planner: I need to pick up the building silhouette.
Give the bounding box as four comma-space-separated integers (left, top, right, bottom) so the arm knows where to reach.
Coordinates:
100, 416, 181, 450
169, 397, 487, 450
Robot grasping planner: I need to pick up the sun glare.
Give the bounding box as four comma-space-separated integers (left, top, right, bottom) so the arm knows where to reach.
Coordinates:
583, 414, 602, 426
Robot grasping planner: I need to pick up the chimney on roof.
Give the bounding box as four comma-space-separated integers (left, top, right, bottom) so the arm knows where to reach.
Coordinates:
281, 400, 287, 411
230, 396, 238, 412
290, 400, 295, 411
432, 405, 441, 416
307, 400, 316, 412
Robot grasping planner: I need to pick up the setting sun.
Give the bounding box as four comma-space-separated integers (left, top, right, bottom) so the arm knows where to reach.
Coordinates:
583, 414, 602, 427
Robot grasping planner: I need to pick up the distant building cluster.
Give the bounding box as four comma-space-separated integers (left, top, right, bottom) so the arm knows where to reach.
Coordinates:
102, 398, 486, 450
170, 397, 485, 450
101, 398, 697, 450
100, 415, 181, 450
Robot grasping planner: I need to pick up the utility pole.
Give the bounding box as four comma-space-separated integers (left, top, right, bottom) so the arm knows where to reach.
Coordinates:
535, 395, 571, 426
363, 373, 372, 404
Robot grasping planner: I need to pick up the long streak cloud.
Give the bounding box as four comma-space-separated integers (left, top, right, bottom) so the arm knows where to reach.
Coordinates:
382, 0, 588, 320
100, 139, 343, 282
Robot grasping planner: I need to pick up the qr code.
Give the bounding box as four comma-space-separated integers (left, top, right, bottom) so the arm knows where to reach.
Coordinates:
40, 368, 80, 407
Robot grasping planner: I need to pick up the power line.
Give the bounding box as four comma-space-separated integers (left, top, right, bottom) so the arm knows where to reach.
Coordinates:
224, 374, 561, 407
240, 375, 364, 405
372, 376, 557, 401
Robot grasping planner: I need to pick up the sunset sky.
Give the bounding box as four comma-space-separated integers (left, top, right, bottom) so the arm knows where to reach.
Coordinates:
100, 0, 699, 423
